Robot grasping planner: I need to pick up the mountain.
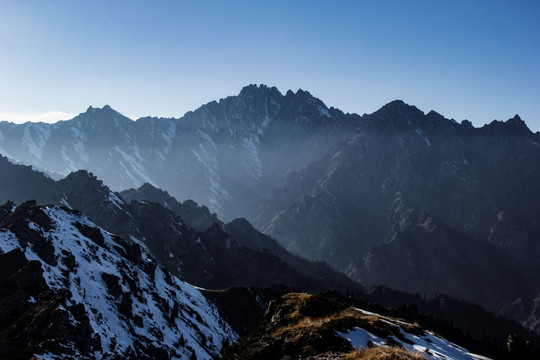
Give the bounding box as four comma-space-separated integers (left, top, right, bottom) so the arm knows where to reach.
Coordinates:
0, 154, 365, 297
0, 200, 235, 359
253, 100, 540, 315
2, 201, 538, 359
0, 85, 355, 220
120, 182, 362, 293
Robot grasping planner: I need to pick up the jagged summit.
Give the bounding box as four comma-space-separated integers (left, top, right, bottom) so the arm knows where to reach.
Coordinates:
85, 104, 115, 113
482, 113, 532, 134
78, 104, 130, 126
63, 169, 99, 181
506, 114, 531, 132
238, 83, 281, 98
86, 104, 114, 111
237, 84, 319, 100
384, 99, 407, 107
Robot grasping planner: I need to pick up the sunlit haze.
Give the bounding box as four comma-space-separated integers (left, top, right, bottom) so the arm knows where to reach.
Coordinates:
1, 1, 539, 130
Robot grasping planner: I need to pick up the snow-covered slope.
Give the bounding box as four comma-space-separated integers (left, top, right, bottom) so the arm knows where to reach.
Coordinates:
338, 309, 490, 360
0, 201, 236, 359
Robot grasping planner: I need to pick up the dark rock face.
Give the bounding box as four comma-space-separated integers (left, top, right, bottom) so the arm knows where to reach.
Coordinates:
120, 182, 221, 232
202, 285, 291, 338
503, 294, 540, 336
226, 217, 363, 294
0, 154, 57, 205
0, 248, 100, 359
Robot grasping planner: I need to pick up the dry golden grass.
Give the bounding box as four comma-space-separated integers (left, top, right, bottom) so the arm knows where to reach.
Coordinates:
281, 292, 311, 322
273, 295, 398, 340
345, 346, 428, 360
222, 293, 434, 360
399, 322, 424, 336
268, 293, 426, 354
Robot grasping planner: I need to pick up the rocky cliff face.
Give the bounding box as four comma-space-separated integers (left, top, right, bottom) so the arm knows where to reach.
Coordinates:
120, 182, 220, 232
0, 201, 236, 359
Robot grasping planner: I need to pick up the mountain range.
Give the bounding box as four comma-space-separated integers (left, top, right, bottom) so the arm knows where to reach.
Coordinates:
2, 85, 539, 320
0, 85, 354, 221
1, 84, 540, 358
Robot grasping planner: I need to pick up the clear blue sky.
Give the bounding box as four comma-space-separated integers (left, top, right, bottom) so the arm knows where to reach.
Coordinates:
1, 0, 539, 131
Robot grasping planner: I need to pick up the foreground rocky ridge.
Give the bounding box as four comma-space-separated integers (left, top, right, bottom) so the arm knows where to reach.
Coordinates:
0, 201, 235, 359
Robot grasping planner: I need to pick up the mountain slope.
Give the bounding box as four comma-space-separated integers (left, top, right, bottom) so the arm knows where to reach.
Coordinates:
1, 126, 539, 356
0, 201, 235, 359
253, 101, 540, 314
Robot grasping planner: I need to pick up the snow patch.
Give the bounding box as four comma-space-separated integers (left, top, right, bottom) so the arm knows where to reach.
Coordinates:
108, 192, 125, 210
338, 309, 491, 360
414, 128, 431, 147
318, 107, 331, 118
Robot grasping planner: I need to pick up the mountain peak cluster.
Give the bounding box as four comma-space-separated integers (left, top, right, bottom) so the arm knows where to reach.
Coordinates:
1, 84, 540, 359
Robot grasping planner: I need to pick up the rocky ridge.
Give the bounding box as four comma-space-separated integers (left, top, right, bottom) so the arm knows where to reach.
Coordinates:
0, 201, 235, 359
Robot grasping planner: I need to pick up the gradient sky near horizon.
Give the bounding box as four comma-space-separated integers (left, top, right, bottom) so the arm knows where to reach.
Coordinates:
1, 1, 539, 131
